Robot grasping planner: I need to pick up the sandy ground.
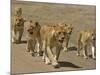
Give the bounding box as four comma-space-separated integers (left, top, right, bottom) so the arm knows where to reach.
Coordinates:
11, 1, 96, 74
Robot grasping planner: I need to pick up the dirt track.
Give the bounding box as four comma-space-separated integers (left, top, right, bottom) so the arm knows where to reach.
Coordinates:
11, 41, 96, 74
11, 1, 96, 74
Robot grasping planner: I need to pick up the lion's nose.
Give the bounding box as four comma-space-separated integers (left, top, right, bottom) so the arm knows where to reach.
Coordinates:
30, 32, 33, 34
17, 24, 20, 26
61, 37, 64, 40
93, 38, 96, 40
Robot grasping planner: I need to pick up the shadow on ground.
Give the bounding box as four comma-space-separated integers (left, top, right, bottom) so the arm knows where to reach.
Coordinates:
20, 40, 27, 44
68, 46, 77, 51
59, 61, 81, 68
88, 55, 96, 60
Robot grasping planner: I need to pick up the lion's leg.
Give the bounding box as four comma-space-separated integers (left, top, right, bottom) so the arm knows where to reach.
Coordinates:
77, 33, 83, 56
50, 46, 61, 68
83, 44, 88, 59
31, 39, 36, 56
56, 46, 61, 61
42, 40, 46, 51
12, 31, 16, 43
18, 28, 24, 43
91, 40, 96, 59
45, 57, 51, 65
35, 41, 39, 53
47, 46, 59, 68
42, 40, 51, 64
91, 46, 96, 59
77, 40, 82, 56
26, 39, 36, 56
63, 38, 69, 52
12, 28, 17, 43
44, 52, 51, 65
36, 37, 43, 56
42, 40, 46, 61
26, 39, 31, 52
62, 41, 68, 52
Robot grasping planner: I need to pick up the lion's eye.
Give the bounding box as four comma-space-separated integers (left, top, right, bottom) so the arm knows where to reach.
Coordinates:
91, 33, 94, 36
68, 32, 71, 34
27, 29, 30, 32
65, 24, 68, 26
19, 19, 21, 21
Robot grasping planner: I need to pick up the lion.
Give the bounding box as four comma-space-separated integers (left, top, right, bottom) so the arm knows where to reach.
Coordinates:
77, 29, 96, 59
12, 16, 25, 43
40, 24, 67, 68
12, 7, 25, 43
26, 20, 43, 56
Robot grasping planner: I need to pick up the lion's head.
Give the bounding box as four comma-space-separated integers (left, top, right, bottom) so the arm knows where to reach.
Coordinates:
14, 16, 25, 27
54, 26, 67, 43
14, 7, 22, 17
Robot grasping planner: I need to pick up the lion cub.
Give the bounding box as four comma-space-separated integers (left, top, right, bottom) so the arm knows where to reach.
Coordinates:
77, 29, 96, 59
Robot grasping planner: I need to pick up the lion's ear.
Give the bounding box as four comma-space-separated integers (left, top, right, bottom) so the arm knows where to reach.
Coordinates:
35, 22, 39, 26
54, 31, 58, 38
53, 32, 57, 39
71, 27, 73, 30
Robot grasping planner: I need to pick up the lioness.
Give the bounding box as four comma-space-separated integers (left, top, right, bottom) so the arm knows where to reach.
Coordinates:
77, 29, 96, 59
40, 24, 67, 68
12, 16, 25, 43
26, 20, 43, 56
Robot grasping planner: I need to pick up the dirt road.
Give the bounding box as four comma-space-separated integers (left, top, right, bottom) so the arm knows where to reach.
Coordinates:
11, 40, 96, 74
